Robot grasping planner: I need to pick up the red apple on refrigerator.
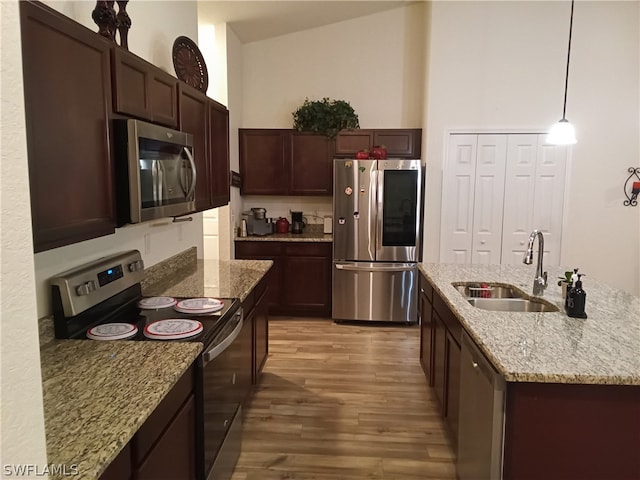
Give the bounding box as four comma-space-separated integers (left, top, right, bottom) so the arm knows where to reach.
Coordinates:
355, 150, 370, 159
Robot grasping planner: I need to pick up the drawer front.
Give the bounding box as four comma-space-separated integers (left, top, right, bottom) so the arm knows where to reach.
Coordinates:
235, 241, 282, 257
434, 292, 462, 345
283, 242, 331, 257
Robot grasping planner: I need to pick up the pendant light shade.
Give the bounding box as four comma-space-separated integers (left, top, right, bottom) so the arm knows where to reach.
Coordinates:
547, 0, 577, 145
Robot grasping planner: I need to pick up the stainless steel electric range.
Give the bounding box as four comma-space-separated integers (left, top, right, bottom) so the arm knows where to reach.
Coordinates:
50, 250, 246, 480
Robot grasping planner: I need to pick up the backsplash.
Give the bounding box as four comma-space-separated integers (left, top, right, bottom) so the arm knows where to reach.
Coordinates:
241, 195, 332, 225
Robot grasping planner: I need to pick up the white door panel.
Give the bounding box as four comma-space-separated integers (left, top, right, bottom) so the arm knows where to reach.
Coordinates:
442, 133, 567, 266
441, 135, 477, 262
471, 135, 506, 264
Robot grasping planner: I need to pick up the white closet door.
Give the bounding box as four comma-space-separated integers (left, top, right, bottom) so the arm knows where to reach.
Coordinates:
440, 135, 477, 263
501, 134, 538, 265
532, 137, 567, 266
471, 135, 507, 264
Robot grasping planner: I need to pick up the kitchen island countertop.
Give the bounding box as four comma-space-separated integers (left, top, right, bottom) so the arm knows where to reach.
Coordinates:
419, 263, 640, 385
39, 340, 202, 480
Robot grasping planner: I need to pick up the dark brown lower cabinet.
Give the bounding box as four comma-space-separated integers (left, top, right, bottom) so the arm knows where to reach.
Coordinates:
420, 271, 640, 477
235, 241, 331, 317
136, 395, 196, 480
242, 272, 270, 385
98, 365, 196, 480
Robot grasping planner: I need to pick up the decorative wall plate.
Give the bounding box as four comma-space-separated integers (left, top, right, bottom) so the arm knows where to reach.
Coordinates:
172, 36, 209, 93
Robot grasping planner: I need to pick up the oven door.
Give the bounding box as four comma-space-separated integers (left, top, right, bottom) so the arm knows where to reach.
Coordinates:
197, 307, 251, 480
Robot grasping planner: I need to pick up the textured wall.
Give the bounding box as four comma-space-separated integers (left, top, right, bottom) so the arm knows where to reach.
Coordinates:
423, 1, 639, 295
1, 1, 49, 472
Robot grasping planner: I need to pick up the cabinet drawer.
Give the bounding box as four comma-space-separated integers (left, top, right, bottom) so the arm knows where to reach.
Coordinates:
134, 366, 194, 463
419, 274, 433, 303
283, 243, 331, 257
235, 241, 282, 257
434, 292, 462, 346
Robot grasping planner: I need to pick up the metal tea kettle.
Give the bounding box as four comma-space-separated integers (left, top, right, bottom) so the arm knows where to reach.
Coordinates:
275, 217, 290, 233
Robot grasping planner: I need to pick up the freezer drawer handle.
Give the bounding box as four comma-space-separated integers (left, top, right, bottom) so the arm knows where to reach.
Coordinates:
335, 264, 415, 272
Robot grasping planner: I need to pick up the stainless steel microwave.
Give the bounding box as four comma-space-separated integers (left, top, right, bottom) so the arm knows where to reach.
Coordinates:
115, 119, 196, 225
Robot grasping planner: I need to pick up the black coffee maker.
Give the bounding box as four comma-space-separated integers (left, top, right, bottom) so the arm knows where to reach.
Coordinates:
291, 211, 305, 234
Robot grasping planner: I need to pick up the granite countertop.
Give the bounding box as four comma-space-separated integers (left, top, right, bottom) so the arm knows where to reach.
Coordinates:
39, 340, 202, 480
419, 263, 640, 386
234, 223, 332, 243
142, 258, 273, 300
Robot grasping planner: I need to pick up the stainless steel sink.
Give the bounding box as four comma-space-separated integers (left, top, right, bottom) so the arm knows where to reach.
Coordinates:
453, 283, 524, 299
467, 297, 558, 313
453, 282, 559, 313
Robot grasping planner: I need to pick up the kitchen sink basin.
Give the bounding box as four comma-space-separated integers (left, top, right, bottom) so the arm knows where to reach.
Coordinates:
466, 297, 559, 313
453, 283, 525, 299
452, 282, 559, 313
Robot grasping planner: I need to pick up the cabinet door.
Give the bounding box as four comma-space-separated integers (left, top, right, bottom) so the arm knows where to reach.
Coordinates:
335, 130, 373, 157
280, 243, 332, 316
419, 276, 434, 386
432, 311, 447, 415
20, 1, 116, 252
252, 287, 269, 383
136, 395, 196, 480
179, 83, 211, 212
208, 100, 230, 208
373, 129, 422, 158
112, 48, 179, 128
235, 242, 283, 309
440, 135, 477, 263
239, 129, 290, 195
289, 133, 334, 195
99, 444, 131, 480
471, 135, 507, 264
445, 332, 461, 442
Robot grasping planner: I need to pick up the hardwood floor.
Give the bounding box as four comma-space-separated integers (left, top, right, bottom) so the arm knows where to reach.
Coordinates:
232, 317, 456, 479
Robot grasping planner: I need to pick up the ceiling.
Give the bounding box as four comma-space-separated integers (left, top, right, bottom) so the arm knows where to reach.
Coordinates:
197, 1, 416, 44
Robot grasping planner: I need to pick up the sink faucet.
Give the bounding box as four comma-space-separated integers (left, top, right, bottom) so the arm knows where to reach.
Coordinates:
523, 229, 547, 296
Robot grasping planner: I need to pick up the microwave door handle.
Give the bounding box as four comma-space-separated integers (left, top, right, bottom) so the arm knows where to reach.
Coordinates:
152, 160, 159, 204
157, 161, 164, 204
183, 147, 197, 201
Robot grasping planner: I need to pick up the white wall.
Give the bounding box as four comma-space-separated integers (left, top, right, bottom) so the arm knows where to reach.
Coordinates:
238, 3, 426, 232
241, 3, 427, 128
1, 1, 49, 472
34, 1, 203, 318
423, 1, 639, 295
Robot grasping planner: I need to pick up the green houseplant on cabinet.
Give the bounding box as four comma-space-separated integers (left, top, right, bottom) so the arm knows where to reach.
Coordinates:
292, 97, 359, 138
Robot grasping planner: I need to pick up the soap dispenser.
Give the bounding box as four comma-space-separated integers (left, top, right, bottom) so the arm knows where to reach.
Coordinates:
566, 274, 588, 319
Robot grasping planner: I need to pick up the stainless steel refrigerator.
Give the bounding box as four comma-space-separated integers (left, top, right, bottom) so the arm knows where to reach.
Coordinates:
332, 158, 423, 323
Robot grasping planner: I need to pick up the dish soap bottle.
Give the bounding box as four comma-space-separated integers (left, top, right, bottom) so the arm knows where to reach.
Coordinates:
566, 274, 587, 319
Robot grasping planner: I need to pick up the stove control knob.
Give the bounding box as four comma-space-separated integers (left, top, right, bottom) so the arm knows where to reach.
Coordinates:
75, 280, 97, 296
128, 260, 144, 272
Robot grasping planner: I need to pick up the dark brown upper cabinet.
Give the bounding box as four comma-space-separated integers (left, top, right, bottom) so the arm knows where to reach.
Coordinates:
239, 129, 290, 195
179, 84, 231, 212
239, 129, 333, 196
208, 100, 231, 208
179, 83, 211, 212
335, 129, 422, 158
111, 47, 179, 129
20, 1, 116, 252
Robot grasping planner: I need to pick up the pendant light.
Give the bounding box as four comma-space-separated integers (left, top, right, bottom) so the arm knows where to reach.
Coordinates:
548, 0, 577, 145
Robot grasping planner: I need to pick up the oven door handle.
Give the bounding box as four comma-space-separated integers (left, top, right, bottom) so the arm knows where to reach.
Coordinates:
202, 308, 243, 366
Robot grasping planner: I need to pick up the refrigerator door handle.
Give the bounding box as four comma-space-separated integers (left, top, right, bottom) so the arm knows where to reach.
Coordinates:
376, 167, 383, 257
335, 263, 416, 272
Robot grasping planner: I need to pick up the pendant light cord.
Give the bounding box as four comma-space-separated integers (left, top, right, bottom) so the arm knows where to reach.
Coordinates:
562, 0, 575, 119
